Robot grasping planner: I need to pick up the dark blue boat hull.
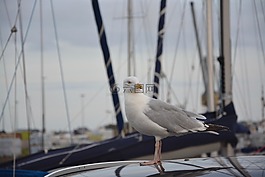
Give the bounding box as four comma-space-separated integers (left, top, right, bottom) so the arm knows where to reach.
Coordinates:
0, 103, 237, 171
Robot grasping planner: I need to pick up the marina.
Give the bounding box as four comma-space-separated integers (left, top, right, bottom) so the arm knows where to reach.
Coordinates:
0, 0, 264, 176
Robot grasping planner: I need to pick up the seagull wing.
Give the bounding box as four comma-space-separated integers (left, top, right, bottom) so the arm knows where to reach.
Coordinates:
143, 98, 207, 134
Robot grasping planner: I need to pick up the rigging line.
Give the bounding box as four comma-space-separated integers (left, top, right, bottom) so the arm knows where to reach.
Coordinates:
260, 0, 265, 26
252, 1, 265, 90
3, 0, 12, 27
190, 1, 207, 91
141, 2, 156, 83
69, 84, 105, 126
167, 1, 186, 103
169, 2, 186, 82
132, 3, 145, 75
163, 75, 181, 106
233, 2, 251, 120
141, 0, 153, 60
242, 41, 252, 119
1, 0, 24, 61
200, 1, 206, 51
50, 0, 73, 144
13, 25, 18, 132
19, 1, 38, 131
230, 10, 249, 121
0, 0, 38, 123
194, 61, 201, 112
252, 1, 265, 89
186, 26, 198, 111
129, 2, 150, 71
183, 17, 193, 109
0, 31, 14, 131
250, 0, 265, 114
187, 51, 199, 111
0, 32, 14, 62
239, 33, 252, 119
232, 0, 242, 77
114, 1, 127, 78
165, 0, 180, 31
111, 1, 125, 78
168, 1, 186, 83
253, 0, 265, 65
234, 75, 249, 121
18, 0, 33, 154
117, 0, 126, 77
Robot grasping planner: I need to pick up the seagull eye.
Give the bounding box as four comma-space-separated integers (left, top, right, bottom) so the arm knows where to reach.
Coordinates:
128, 81, 131, 84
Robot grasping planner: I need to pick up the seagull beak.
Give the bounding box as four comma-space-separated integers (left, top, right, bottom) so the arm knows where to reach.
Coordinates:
135, 83, 143, 89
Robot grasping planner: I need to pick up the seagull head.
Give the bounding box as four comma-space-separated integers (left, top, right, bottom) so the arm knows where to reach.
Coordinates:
123, 76, 143, 93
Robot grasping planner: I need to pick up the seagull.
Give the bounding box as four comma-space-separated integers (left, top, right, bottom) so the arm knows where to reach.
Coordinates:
123, 76, 228, 173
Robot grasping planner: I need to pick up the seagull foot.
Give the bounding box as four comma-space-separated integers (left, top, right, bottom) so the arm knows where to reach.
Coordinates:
140, 161, 165, 173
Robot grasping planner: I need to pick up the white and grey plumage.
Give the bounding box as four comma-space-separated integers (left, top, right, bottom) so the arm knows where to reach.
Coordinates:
123, 76, 226, 173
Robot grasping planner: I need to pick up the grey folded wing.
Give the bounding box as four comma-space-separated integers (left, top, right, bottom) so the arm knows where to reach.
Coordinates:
143, 99, 206, 134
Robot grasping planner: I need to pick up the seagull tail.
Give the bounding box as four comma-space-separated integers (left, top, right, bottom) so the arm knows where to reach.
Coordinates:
203, 124, 230, 135
206, 124, 230, 133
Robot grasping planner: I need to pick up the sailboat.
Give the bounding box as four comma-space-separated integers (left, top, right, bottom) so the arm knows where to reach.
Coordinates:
0, 0, 238, 172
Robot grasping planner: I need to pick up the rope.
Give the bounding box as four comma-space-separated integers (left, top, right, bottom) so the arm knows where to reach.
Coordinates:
0, 30, 15, 131
50, 0, 73, 144
0, 0, 21, 62
0, 31, 14, 62
232, 0, 242, 77
0, 0, 38, 125
167, 2, 186, 102
253, 1, 265, 65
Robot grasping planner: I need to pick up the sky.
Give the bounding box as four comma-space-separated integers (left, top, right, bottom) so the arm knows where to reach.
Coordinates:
0, 0, 265, 132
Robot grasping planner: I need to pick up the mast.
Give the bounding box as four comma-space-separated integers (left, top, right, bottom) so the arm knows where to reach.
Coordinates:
127, 0, 135, 76
13, 26, 18, 132
205, 0, 215, 112
219, 0, 232, 108
91, 0, 124, 135
18, 1, 31, 153
261, 86, 265, 120
153, 0, 167, 99
40, 0, 46, 150
190, 2, 208, 92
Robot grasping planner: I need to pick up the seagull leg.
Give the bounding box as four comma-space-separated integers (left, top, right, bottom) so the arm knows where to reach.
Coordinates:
157, 140, 165, 172
140, 140, 165, 173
